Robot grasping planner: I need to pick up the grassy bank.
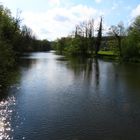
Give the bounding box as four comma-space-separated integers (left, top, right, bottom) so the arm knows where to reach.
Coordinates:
96, 51, 119, 60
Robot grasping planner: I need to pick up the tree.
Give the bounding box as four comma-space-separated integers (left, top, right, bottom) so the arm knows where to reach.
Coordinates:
95, 17, 102, 56
122, 16, 140, 60
0, 5, 16, 70
0, 4, 52, 87
88, 19, 95, 54
53, 18, 96, 56
109, 22, 125, 56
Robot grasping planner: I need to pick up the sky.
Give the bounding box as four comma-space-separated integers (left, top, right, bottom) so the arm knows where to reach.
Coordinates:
0, 0, 140, 41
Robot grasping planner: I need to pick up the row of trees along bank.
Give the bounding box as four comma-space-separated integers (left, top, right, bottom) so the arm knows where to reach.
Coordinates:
0, 5, 51, 87
0, 4, 51, 66
52, 18, 102, 56
52, 16, 140, 62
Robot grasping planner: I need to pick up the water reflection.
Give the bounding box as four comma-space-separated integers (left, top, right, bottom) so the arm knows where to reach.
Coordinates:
66, 57, 92, 80
120, 63, 140, 90
66, 56, 100, 89
1, 52, 140, 140
19, 58, 38, 69
0, 67, 20, 90
0, 96, 16, 140
94, 59, 99, 87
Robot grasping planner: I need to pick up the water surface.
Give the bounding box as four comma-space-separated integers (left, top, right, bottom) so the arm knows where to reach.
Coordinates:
0, 51, 140, 140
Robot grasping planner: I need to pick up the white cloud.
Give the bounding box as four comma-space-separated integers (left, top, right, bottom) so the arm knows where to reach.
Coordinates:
21, 5, 101, 40
48, 0, 60, 7
131, 4, 140, 18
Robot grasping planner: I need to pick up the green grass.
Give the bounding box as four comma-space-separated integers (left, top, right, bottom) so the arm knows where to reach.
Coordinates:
98, 51, 115, 56
97, 51, 119, 60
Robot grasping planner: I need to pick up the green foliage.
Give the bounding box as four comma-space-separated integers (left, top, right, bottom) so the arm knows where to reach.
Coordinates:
0, 5, 16, 71
0, 4, 51, 87
52, 18, 103, 56
122, 16, 140, 60
0, 41, 16, 87
65, 37, 83, 55
52, 37, 68, 54
106, 39, 117, 50
108, 22, 125, 57
53, 15, 140, 62
53, 36, 89, 56
0, 41, 15, 69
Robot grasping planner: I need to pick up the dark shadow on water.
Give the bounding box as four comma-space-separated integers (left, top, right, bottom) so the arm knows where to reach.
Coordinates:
18, 58, 38, 69
65, 56, 100, 89
66, 56, 93, 77
0, 64, 22, 100
94, 58, 100, 87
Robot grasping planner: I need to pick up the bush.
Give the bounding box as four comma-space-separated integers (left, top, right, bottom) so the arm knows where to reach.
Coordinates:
0, 41, 15, 70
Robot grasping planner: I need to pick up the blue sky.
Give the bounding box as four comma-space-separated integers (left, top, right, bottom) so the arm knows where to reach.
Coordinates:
0, 0, 140, 40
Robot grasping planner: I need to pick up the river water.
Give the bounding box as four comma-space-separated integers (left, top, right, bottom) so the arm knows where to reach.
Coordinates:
0, 51, 140, 140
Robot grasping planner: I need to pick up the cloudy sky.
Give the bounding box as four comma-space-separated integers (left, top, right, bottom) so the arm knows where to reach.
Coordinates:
0, 0, 140, 40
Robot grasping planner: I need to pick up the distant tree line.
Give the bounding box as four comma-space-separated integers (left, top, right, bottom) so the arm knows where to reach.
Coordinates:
0, 4, 51, 87
52, 15, 140, 62
0, 5, 51, 66
52, 18, 102, 56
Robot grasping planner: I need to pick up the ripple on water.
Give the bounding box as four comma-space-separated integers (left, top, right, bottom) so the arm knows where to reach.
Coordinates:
0, 96, 16, 140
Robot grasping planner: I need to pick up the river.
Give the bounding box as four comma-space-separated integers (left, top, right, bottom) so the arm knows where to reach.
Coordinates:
0, 51, 140, 140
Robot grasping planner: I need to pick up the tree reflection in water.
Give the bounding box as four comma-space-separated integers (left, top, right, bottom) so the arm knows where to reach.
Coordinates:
66, 56, 100, 89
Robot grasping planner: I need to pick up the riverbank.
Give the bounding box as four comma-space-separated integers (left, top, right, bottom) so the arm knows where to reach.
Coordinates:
97, 51, 140, 63
55, 50, 140, 63
97, 51, 119, 61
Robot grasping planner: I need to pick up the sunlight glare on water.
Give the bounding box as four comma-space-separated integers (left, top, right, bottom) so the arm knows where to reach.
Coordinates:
0, 96, 16, 140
